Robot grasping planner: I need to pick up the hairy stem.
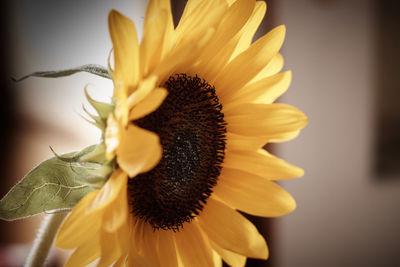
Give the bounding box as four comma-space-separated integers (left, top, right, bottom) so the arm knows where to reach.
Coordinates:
25, 212, 68, 267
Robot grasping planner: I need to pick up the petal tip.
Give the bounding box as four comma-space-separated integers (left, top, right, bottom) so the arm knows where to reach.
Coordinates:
108, 9, 121, 20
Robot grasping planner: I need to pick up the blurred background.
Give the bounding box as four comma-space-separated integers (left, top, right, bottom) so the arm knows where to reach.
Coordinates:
1, 0, 399, 266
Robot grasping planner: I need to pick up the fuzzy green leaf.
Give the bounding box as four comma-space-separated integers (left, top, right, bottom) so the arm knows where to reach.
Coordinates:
12, 64, 111, 81
0, 146, 100, 221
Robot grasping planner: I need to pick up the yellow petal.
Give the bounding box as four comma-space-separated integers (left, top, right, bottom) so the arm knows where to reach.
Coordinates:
128, 218, 151, 267
194, 37, 239, 84
129, 88, 167, 120
101, 172, 129, 232
199, 0, 255, 66
143, 0, 174, 59
114, 82, 129, 127
213, 168, 296, 216
113, 255, 128, 267
231, 1, 267, 58
179, 0, 202, 22
191, 0, 256, 83
98, 229, 123, 267
115, 222, 130, 261
175, 0, 228, 46
225, 103, 308, 140
140, 9, 169, 77
224, 71, 292, 108
105, 114, 120, 158
65, 236, 101, 267
198, 198, 268, 259
173, 28, 216, 75
157, 229, 178, 267
55, 190, 100, 249
212, 249, 223, 267
87, 170, 126, 215
127, 75, 158, 109
117, 125, 162, 177
153, 40, 199, 84
252, 53, 284, 82
108, 10, 140, 89
174, 220, 214, 266
135, 221, 160, 266
223, 149, 304, 180
128, 249, 150, 267
226, 132, 266, 151
215, 25, 286, 98
225, 0, 236, 5
210, 239, 246, 267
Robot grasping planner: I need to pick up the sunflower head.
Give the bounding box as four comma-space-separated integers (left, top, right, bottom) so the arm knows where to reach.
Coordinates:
55, 0, 308, 265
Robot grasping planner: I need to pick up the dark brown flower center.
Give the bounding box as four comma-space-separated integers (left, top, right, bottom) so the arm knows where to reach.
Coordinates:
128, 74, 226, 230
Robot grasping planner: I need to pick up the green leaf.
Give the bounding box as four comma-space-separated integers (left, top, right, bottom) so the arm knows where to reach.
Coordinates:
12, 64, 111, 81
0, 146, 102, 221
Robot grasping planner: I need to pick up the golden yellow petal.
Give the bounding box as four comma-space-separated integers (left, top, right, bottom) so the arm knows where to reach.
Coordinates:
269, 130, 303, 143
153, 40, 200, 84
225, 0, 236, 6
226, 132, 266, 151
179, 0, 202, 20
176, 0, 228, 46
98, 229, 123, 267
87, 170, 126, 215
198, 198, 268, 259
223, 149, 304, 180
252, 53, 284, 82
113, 255, 128, 267
223, 71, 292, 108
115, 222, 130, 261
116, 125, 162, 177
108, 10, 139, 89
64, 236, 101, 267
127, 75, 158, 109
140, 10, 169, 77
114, 82, 129, 127
128, 219, 151, 267
225, 103, 308, 140
210, 239, 246, 267
198, 0, 255, 66
101, 172, 129, 232
127, 250, 150, 267
194, 37, 239, 84
231, 1, 267, 58
129, 88, 167, 120
212, 249, 223, 267
173, 28, 216, 75
157, 229, 178, 267
213, 168, 296, 216
143, 0, 174, 59
105, 114, 120, 158
135, 221, 160, 266
174, 220, 214, 266
55, 190, 100, 249
215, 25, 286, 98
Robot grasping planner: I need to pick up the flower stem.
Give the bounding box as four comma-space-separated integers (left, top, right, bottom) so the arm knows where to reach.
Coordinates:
25, 212, 68, 267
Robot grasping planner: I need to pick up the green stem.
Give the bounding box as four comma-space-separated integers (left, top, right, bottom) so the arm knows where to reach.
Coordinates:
25, 212, 68, 267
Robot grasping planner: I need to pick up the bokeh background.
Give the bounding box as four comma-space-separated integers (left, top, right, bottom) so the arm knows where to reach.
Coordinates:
1, 0, 399, 266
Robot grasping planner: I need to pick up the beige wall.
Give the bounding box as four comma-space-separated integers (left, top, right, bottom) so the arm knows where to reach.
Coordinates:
274, 0, 400, 266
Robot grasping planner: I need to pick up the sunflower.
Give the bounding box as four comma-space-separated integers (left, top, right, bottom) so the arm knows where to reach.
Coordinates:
55, 0, 307, 266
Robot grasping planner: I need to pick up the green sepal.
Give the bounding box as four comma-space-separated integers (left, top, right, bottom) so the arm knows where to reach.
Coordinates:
0, 145, 109, 221
82, 105, 105, 130
12, 64, 111, 81
84, 86, 114, 121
